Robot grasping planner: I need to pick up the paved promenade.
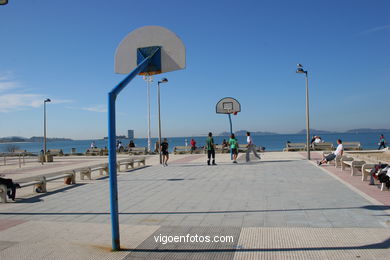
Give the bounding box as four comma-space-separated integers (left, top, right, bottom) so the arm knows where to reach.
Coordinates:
0, 152, 389, 259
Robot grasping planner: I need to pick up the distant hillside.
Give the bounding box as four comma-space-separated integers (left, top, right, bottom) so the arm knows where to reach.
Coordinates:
0, 136, 72, 143
297, 129, 337, 135
0, 136, 26, 143
29, 136, 73, 142
219, 128, 390, 137
298, 128, 390, 134
220, 130, 277, 136
345, 128, 390, 134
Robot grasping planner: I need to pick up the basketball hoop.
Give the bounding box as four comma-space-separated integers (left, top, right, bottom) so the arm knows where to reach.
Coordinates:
233, 111, 238, 115
216, 97, 241, 115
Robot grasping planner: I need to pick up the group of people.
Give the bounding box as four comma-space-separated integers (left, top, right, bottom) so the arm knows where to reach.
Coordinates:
157, 132, 262, 167
205, 131, 261, 165
116, 140, 136, 152
310, 135, 324, 144
90, 140, 136, 151
91, 133, 387, 168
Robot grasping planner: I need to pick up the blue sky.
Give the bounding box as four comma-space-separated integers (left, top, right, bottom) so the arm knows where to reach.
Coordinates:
0, 0, 389, 139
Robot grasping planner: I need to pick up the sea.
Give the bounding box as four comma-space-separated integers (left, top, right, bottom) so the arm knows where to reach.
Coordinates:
1, 132, 388, 154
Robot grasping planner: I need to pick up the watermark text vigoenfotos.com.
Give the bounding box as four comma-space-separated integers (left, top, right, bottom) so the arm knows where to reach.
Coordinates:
154, 233, 234, 245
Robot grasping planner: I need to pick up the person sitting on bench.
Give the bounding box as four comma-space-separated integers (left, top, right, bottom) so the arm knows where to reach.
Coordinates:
0, 177, 21, 201
318, 139, 343, 166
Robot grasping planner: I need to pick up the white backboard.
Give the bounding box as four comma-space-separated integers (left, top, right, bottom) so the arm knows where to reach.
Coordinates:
115, 25, 186, 74
216, 97, 241, 114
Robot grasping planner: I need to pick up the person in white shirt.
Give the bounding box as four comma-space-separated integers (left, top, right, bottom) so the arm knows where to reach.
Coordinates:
246, 132, 261, 162
314, 136, 322, 143
318, 139, 343, 166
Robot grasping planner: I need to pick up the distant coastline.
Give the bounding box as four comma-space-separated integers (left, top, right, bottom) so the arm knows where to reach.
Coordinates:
219, 128, 390, 136
0, 136, 73, 143
1, 128, 389, 142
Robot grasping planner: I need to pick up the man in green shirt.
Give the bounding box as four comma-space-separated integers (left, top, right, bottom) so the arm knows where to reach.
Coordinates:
206, 132, 216, 165
229, 134, 238, 163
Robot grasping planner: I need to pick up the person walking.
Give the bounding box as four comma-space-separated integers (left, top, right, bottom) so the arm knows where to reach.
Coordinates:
190, 138, 196, 154
206, 132, 216, 165
246, 132, 261, 162
229, 134, 239, 163
378, 134, 387, 150
161, 138, 169, 166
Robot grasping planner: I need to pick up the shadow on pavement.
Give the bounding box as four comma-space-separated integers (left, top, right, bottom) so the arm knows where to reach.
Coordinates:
121, 237, 390, 253
15, 184, 86, 203
1, 205, 389, 215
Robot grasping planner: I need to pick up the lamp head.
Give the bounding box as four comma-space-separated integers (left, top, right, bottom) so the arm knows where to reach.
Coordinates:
44, 98, 51, 103
296, 64, 307, 74
158, 78, 168, 84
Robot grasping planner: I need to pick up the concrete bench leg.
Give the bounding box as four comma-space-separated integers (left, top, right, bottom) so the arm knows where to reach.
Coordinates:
71, 172, 76, 184
0, 185, 8, 203
362, 172, 369, 181
34, 177, 47, 193
64, 172, 76, 184
80, 169, 92, 180
352, 167, 361, 176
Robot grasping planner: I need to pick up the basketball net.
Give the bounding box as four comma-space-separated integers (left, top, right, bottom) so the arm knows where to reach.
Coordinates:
227, 109, 238, 116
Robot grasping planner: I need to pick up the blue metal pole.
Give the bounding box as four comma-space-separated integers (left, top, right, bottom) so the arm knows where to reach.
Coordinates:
108, 47, 160, 251
228, 113, 233, 160
108, 93, 119, 250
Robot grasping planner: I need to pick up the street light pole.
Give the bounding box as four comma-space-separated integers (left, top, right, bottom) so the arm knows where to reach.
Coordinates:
157, 78, 168, 164
305, 72, 310, 160
296, 64, 311, 160
144, 75, 153, 153
43, 98, 51, 157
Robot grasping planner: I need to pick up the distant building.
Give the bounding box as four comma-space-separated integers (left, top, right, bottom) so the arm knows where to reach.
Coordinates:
127, 130, 134, 139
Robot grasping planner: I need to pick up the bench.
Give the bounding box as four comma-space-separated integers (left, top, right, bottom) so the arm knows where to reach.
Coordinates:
14, 149, 27, 154
128, 147, 147, 155
47, 149, 64, 156
91, 164, 109, 176
343, 142, 362, 151
78, 164, 109, 180
45, 172, 76, 187
173, 146, 191, 154
85, 148, 108, 156
283, 143, 306, 152
0, 171, 76, 203
0, 178, 45, 203
341, 157, 366, 176
215, 145, 229, 154
322, 152, 344, 167
361, 163, 377, 182
117, 158, 146, 172
312, 142, 334, 151
361, 164, 390, 191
